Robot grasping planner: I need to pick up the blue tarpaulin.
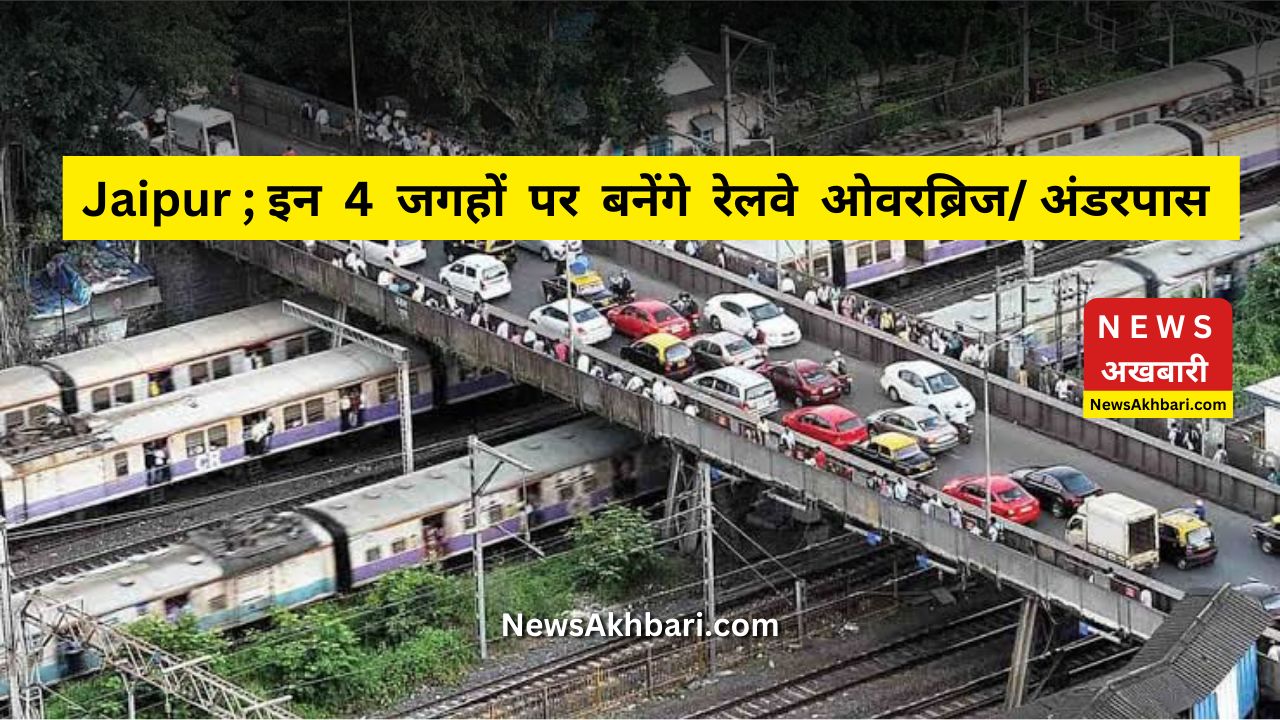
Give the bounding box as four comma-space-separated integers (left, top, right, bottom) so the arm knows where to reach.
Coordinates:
29, 254, 91, 320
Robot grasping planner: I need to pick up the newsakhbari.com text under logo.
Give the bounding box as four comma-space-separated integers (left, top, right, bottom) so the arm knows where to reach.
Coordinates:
501, 612, 780, 640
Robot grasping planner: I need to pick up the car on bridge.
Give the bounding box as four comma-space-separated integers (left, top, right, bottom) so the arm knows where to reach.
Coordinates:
761, 359, 846, 406
606, 300, 693, 340
540, 270, 621, 311
879, 360, 976, 424
444, 240, 518, 266
518, 240, 582, 263
438, 253, 512, 301
619, 333, 696, 380
1008, 465, 1102, 518
686, 366, 779, 416
942, 474, 1041, 525
1157, 509, 1218, 570
849, 432, 936, 479
527, 298, 612, 346
704, 293, 801, 348
865, 406, 959, 455
687, 332, 766, 371
780, 404, 868, 450
1252, 514, 1280, 555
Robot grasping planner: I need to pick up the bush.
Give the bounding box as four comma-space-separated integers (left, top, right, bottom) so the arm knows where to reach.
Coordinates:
568, 507, 661, 597
360, 568, 472, 647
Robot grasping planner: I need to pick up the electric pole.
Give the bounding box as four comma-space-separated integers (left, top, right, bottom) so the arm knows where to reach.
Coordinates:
700, 462, 717, 672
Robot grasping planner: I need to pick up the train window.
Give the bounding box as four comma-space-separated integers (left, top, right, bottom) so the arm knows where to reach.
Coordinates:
874, 240, 892, 262
28, 405, 47, 426
580, 474, 598, 493
365, 547, 382, 563
1084, 123, 1101, 139
463, 511, 476, 530
558, 482, 574, 502
185, 432, 205, 457
190, 362, 209, 386
1115, 116, 1131, 132
208, 595, 227, 612
306, 330, 330, 353
1132, 111, 1149, 126
378, 378, 398, 404
1037, 137, 1054, 153
408, 371, 421, 396
854, 242, 873, 267
285, 336, 306, 360
487, 505, 503, 524
113, 452, 129, 478
207, 424, 228, 449
4, 410, 24, 430
113, 382, 133, 405
391, 539, 407, 554
211, 356, 232, 380
304, 398, 325, 424
1054, 132, 1072, 148
283, 403, 304, 429
91, 387, 111, 411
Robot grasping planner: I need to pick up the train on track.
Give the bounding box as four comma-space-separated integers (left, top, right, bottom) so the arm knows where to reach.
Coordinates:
15, 418, 665, 691
0, 306, 514, 526
920, 203, 1280, 366
0, 302, 328, 436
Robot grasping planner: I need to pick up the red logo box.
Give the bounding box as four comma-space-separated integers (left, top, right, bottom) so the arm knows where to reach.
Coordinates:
1083, 298, 1232, 392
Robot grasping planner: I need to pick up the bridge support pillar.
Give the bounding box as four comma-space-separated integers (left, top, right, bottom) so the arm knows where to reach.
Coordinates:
1004, 597, 1039, 710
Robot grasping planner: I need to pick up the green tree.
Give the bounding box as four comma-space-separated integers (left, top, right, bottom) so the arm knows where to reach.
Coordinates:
44, 675, 129, 719
229, 606, 371, 712
568, 506, 660, 596
360, 567, 472, 646
1235, 250, 1280, 399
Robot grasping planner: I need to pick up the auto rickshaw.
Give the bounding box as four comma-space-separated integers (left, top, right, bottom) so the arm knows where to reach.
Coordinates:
1158, 508, 1218, 569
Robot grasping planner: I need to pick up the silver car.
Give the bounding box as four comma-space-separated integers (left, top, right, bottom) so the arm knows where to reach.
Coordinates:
688, 331, 766, 370
865, 406, 959, 454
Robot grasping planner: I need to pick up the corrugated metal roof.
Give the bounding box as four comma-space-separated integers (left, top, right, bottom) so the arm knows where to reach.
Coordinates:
1005, 586, 1273, 719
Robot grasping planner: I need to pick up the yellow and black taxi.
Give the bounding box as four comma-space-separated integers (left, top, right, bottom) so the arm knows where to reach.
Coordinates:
1158, 508, 1218, 569
620, 332, 696, 380
849, 432, 936, 479
444, 240, 518, 266
1253, 514, 1280, 555
541, 269, 621, 311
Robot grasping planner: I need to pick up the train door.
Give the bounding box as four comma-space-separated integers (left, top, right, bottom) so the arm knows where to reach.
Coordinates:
235, 569, 273, 619
904, 240, 927, 263
338, 384, 363, 430
242, 410, 274, 455
147, 369, 174, 398
421, 514, 444, 564
246, 344, 273, 370
519, 481, 542, 534
164, 593, 190, 621
143, 438, 172, 486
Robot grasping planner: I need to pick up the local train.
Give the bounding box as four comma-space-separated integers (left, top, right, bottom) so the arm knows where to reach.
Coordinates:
16, 418, 664, 689
0, 340, 513, 526
920, 204, 1280, 365
867, 39, 1280, 158
0, 302, 329, 437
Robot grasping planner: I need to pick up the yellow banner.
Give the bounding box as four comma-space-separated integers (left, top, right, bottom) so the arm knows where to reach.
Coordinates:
62, 156, 1239, 241
1082, 391, 1234, 419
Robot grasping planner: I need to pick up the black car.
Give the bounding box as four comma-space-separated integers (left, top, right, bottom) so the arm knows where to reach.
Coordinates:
540, 274, 620, 310
1008, 465, 1101, 518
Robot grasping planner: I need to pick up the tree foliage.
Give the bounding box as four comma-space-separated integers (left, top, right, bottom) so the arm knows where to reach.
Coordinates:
1235, 251, 1280, 400
360, 567, 472, 647
568, 506, 661, 595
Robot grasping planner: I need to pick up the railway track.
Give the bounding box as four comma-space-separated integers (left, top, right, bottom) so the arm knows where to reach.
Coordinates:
870, 634, 1140, 718
405, 543, 924, 719
14, 403, 583, 589
687, 598, 1025, 719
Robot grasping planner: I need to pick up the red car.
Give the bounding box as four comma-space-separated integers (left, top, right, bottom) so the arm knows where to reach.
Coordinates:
941, 475, 1041, 525
606, 300, 693, 340
781, 404, 869, 450
763, 359, 845, 406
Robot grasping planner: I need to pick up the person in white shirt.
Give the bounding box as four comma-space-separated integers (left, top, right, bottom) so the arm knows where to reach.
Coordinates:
377, 268, 395, 288
747, 267, 760, 284
625, 375, 646, 393
469, 310, 483, 326
779, 427, 796, 453
411, 282, 426, 303
315, 106, 330, 130
684, 404, 699, 417
1212, 444, 1228, 464
577, 354, 591, 373
803, 287, 818, 305
522, 328, 537, 346
495, 319, 510, 339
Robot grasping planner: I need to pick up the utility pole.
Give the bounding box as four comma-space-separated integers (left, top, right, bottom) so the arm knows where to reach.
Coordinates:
469, 436, 534, 660
720, 25, 777, 157
1021, 1, 1032, 106
1, 519, 26, 720
700, 462, 717, 672
993, 263, 1003, 345
346, 0, 362, 149
1054, 275, 1065, 375
1075, 273, 1085, 366
281, 301, 415, 474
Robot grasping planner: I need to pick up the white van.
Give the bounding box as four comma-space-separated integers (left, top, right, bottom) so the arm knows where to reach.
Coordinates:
686, 366, 779, 416
353, 240, 427, 267
439, 254, 513, 301
518, 240, 583, 262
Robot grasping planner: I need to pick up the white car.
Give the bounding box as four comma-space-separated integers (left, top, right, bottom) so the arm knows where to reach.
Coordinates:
879, 360, 976, 423
686, 366, 779, 416
438, 254, 512, 301
703, 293, 801, 348
352, 240, 427, 267
517, 240, 583, 262
528, 298, 613, 345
